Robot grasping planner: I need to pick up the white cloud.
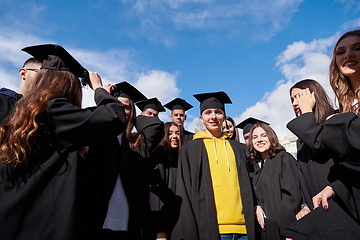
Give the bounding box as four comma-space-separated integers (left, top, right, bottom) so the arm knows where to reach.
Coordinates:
0, 26, 181, 113
122, 0, 304, 45
134, 70, 180, 101
233, 33, 339, 140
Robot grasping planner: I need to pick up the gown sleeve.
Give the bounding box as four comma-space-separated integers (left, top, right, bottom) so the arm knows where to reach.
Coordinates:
321, 112, 360, 157
47, 88, 127, 146
135, 115, 165, 154
278, 152, 303, 237
172, 142, 199, 240
287, 112, 325, 152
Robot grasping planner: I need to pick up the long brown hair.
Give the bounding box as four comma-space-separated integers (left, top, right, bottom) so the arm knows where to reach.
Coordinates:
248, 123, 285, 164
119, 98, 137, 143
224, 116, 240, 141
329, 29, 360, 114
156, 122, 182, 164
290, 79, 334, 123
0, 69, 82, 166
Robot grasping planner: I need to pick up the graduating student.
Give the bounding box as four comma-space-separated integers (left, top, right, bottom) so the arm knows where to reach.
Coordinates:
164, 98, 194, 141
0, 57, 41, 123
149, 122, 183, 240
236, 117, 269, 148
222, 116, 240, 141
249, 123, 302, 240
117, 97, 165, 240
312, 30, 360, 219
79, 81, 148, 240
0, 44, 127, 240
286, 79, 336, 217
285, 31, 360, 239
172, 91, 256, 240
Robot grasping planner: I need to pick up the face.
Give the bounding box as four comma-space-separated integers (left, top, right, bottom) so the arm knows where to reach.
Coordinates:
335, 35, 360, 82
252, 127, 271, 154
118, 97, 132, 122
290, 88, 303, 117
243, 132, 250, 148
168, 125, 180, 149
170, 109, 186, 128
222, 120, 234, 138
141, 108, 159, 117
200, 108, 225, 134
19, 62, 42, 89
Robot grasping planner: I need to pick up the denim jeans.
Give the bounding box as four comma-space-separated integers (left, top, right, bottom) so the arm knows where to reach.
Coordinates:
220, 233, 248, 240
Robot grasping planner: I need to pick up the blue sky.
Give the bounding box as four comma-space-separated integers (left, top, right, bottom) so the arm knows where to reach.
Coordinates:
0, 0, 359, 139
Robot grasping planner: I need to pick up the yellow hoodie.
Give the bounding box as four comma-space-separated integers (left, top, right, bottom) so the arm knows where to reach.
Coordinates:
193, 131, 246, 234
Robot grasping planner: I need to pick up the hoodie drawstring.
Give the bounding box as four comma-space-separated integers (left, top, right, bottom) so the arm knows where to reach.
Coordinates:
212, 136, 230, 171
222, 137, 230, 171
212, 137, 218, 164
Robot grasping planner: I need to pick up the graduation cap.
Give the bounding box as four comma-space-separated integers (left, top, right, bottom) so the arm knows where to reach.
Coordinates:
193, 91, 232, 114
164, 98, 193, 111
236, 117, 269, 135
112, 81, 147, 103
136, 97, 165, 112
21, 44, 89, 86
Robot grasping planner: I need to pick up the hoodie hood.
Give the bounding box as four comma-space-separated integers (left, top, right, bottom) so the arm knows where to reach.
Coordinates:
194, 131, 232, 170
193, 131, 229, 140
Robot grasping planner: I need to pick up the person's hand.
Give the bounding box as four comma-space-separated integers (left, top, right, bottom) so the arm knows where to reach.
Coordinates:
296, 208, 311, 220
255, 205, 267, 230
312, 186, 335, 210
103, 83, 116, 94
88, 71, 103, 90
295, 88, 316, 114
156, 231, 166, 240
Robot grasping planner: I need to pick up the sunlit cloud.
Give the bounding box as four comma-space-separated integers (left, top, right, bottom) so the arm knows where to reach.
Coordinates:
234, 33, 339, 140
0, 26, 182, 117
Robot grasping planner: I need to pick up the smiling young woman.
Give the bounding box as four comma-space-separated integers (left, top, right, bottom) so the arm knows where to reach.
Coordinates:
248, 123, 302, 240
149, 122, 183, 240
330, 29, 360, 114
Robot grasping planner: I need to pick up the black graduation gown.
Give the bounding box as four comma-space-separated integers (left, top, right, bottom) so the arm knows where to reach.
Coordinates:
183, 129, 194, 142
287, 199, 360, 239
172, 139, 256, 240
0, 88, 127, 240
0, 87, 22, 123
149, 147, 180, 239
252, 151, 302, 239
79, 115, 164, 240
319, 112, 360, 221
119, 115, 165, 240
287, 112, 336, 208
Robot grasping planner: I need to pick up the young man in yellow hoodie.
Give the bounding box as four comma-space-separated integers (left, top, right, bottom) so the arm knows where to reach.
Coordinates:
172, 91, 257, 240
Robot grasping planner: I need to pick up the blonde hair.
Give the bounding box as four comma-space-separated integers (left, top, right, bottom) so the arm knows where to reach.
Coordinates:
329, 29, 360, 113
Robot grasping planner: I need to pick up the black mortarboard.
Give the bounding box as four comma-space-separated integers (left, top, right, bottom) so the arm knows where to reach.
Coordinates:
193, 91, 232, 114
112, 81, 147, 103
164, 98, 193, 111
236, 117, 270, 135
136, 97, 165, 112
21, 44, 89, 85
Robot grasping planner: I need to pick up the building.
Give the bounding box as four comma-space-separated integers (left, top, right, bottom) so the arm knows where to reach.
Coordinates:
280, 134, 298, 158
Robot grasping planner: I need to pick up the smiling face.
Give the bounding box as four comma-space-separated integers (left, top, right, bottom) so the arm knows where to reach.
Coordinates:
200, 108, 225, 137
290, 87, 303, 117
252, 126, 270, 155
335, 35, 360, 83
222, 120, 234, 138
168, 125, 180, 149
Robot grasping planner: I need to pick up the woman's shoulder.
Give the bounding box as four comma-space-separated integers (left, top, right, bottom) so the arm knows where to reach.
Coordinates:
273, 150, 296, 161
